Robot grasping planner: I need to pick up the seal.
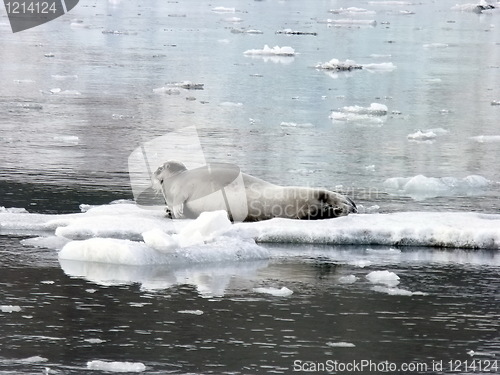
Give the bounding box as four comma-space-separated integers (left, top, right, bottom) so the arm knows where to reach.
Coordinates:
153, 160, 357, 222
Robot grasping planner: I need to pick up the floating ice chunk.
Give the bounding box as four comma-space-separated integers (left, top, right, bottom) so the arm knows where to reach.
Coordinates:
372, 286, 428, 296
220, 101, 243, 107
14, 79, 35, 84
1, 305, 22, 313
178, 309, 204, 315
423, 43, 449, 48
59, 238, 161, 265
452, 2, 497, 13
329, 7, 376, 15
21, 236, 70, 250
244, 45, 295, 56
362, 62, 397, 71
175, 210, 232, 247
276, 29, 317, 35
142, 229, 178, 253
366, 270, 400, 286
49, 88, 81, 95
84, 338, 106, 344
253, 286, 293, 297
338, 275, 358, 284
231, 28, 263, 34
384, 174, 492, 200
342, 103, 388, 115
315, 58, 362, 71
224, 17, 243, 23
407, 130, 437, 141
280, 122, 314, 128
212, 6, 236, 13
491, 100, 500, 106
471, 135, 500, 143
87, 360, 146, 372
322, 19, 377, 26
326, 341, 356, 347
51, 74, 78, 80
152, 87, 181, 95
19, 356, 48, 363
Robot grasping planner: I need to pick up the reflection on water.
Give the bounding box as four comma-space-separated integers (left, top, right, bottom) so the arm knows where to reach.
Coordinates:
1, 240, 499, 374
1, 0, 500, 373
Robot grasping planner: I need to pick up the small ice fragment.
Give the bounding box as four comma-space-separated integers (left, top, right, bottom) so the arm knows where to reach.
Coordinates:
407, 130, 437, 141
326, 341, 356, 347
244, 45, 295, 56
253, 287, 293, 297
152, 87, 181, 95
315, 58, 362, 71
44, 53, 55, 57
366, 270, 400, 286
178, 310, 204, 315
87, 360, 146, 372
1, 305, 22, 313
19, 356, 48, 363
84, 338, 106, 344
338, 275, 358, 284
212, 6, 236, 13
372, 286, 427, 296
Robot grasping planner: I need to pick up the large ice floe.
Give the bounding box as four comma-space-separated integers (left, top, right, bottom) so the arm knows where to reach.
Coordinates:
2, 201, 499, 269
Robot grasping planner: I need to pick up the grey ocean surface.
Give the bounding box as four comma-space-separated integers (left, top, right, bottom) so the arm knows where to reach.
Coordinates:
0, 0, 499, 374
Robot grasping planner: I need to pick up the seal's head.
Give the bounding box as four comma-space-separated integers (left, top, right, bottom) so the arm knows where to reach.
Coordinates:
153, 160, 188, 190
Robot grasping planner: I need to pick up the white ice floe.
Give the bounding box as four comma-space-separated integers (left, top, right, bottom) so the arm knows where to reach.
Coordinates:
366, 270, 400, 286
330, 103, 388, 125
315, 58, 363, 71
371, 286, 428, 296
423, 43, 449, 48
152, 87, 181, 95
338, 275, 358, 284
49, 88, 81, 95
178, 310, 204, 315
1, 305, 22, 313
329, 7, 376, 15
362, 62, 397, 71
470, 135, 500, 143
87, 360, 146, 372
51, 74, 78, 80
343, 103, 388, 115
244, 45, 295, 56
316, 59, 396, 73
5, 202, 500, 263
253, 286, 293, 297
384, 174, 492, 200
451, 1, 499, 13
18, 356, 48, 363
275, 29, 317, 36
321, 19, 377, 26
212, 6, 236, 13
407, 130, 437, 141
326, 341, 356, 347
57, 209, 268, 265
231, 211, 500, 249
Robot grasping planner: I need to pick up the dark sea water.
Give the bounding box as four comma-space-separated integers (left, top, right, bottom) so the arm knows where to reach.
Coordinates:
1, 0, 499, 373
